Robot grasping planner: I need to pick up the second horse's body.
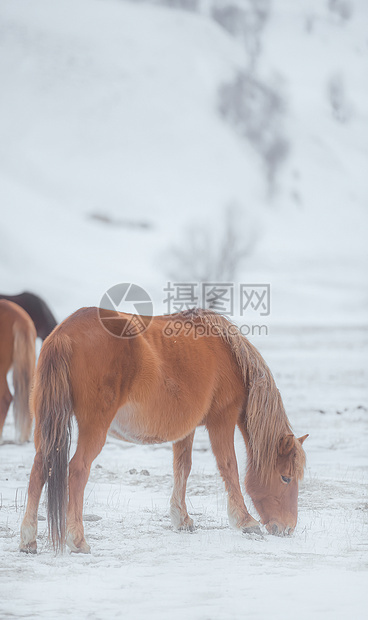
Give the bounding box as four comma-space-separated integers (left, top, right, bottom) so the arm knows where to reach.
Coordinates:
0, 300, 36, 442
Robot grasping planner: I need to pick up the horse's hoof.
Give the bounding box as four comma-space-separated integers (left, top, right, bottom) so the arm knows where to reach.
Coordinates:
178, 522, 195, 532
71, 544, 91, 554
70, 540, 91, 554
241, 515, 263, 537
66, 532, 91, 554
177, 516, 195, 532
20, 541, 37, 554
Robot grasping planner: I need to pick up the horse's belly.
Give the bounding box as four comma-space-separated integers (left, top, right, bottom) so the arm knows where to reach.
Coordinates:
108, 403, 165, 445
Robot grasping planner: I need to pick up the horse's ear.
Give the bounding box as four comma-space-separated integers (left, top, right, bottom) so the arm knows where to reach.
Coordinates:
279, 434, 294, 456
298, 434, 309, 445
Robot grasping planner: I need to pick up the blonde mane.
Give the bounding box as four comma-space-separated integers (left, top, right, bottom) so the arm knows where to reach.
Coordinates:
188, 309, 305, 483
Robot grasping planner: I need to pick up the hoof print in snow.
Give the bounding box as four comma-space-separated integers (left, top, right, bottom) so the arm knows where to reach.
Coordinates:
83, 514, 102, 522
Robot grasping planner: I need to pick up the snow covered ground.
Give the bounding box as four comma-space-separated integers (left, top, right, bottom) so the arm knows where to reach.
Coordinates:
0, 0, 367, 617
1, 325, 367, 619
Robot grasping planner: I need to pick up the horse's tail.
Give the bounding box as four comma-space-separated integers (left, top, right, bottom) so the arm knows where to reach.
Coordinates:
12, 320, 36, 443
33, 332, 73, 552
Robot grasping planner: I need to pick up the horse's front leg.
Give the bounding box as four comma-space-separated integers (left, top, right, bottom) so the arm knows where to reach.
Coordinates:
207, 418, 260, 533
170, 431, 195, 531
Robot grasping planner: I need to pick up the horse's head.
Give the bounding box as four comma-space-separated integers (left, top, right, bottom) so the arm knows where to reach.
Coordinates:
245, 433, 308, 536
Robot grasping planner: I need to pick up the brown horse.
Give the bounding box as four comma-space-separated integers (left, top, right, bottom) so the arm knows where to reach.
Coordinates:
0, 292, 57, 340
20, 308, 307, 554
0, 300, 36, 443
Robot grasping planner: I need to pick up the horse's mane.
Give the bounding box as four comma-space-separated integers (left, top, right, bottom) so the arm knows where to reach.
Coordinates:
185, 309, 305, 483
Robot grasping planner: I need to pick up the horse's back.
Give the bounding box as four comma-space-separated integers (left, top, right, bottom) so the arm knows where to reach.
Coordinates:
45, 307, 246, 443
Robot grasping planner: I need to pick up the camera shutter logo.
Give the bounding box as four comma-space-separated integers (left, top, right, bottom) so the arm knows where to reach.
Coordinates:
99, 283, 153, 338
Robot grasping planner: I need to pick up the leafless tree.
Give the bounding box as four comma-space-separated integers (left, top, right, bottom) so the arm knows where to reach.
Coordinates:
164, 205, 257, 283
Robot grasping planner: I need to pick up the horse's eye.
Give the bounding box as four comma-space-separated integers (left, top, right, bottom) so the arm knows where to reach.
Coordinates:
281, 476, 291, 484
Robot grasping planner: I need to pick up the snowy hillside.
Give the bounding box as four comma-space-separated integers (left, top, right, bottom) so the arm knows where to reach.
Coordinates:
0, 1, 367, 619
0, 0, 255, 316
0, 0, 367, 324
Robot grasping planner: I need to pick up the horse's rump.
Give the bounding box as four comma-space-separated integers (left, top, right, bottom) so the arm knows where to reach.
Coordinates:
0, 292, 57, 340
0, 300, 36, 442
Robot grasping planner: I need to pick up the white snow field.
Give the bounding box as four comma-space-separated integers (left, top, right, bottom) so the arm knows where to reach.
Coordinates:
1, 327, 367, 619
0, 0, 367, 618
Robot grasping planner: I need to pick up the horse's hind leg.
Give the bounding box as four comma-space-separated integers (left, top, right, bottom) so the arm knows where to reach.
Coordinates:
207, 416, 260, 533
0, 376, 12, 441
170, 431, 195, 531
20, 431, 46, 553
66, 424, 108, 554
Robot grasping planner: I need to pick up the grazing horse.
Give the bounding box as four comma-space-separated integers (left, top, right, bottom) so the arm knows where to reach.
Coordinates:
20, 308, 308, 554
0, 300, 36, 443
0, 292, 57, 340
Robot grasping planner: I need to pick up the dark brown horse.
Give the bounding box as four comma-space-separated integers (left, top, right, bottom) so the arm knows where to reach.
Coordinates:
20, 308, 307, 554
0, 300, 36, 443
0, 292, 57, 340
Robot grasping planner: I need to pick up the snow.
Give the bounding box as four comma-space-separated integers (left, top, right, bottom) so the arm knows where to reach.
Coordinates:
0, 0, 367, 617
1, 326, 367, 618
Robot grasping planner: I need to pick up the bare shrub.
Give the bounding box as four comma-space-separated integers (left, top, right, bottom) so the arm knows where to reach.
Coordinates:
133, 0, 199, 11
211, 0, 270, 67
130, 0, 270, 67
327, 74, 352, 123
328, 0, 354, 21
158, 0, 199, 10
129, 0, 285, 188
163, 205, 257, 283
219, 72, 289, 190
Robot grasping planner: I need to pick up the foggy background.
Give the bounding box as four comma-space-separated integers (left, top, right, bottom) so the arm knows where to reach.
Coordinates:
1, 1, 367, 619
1, 0, 367, 325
